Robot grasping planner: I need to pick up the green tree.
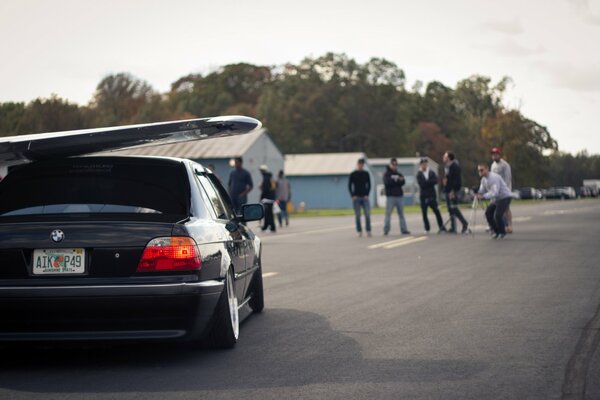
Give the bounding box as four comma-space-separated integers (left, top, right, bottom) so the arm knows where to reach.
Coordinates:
16, 95, 85, 135
89, 73, 159, 126
168, 64, 272, 119
481, 110, 557, 187
0, 102, 26, 136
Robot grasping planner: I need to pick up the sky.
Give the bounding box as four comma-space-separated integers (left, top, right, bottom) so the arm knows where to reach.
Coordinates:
1, 0, 599, 155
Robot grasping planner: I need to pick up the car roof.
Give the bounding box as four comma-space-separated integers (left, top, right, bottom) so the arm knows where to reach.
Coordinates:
0, 115, 261, 168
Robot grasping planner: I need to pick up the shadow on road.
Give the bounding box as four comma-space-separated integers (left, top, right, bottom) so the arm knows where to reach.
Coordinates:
0, 309, 485, 394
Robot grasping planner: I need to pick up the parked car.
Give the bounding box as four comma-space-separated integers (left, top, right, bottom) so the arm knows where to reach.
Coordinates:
579, 186, 591, 198
518, 187, 543, 200
579, 186, 598, 198
544, 186, 577, 200
0, 116, 264, 348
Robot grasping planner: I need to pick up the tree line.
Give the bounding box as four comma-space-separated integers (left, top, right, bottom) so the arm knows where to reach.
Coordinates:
1, 52, 598, 189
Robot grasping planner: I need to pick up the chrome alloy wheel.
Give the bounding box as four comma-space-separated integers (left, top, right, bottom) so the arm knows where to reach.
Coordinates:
226, 270, 239, 340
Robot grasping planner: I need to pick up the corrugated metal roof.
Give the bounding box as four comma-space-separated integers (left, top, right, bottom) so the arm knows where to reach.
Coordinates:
96, 128, 267, 159
285, 152, 367, 176
369, 157, 426, 166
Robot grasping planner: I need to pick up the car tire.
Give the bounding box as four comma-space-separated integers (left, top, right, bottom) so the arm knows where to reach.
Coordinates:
207, 268, 239, 349
249, 260, 264, 314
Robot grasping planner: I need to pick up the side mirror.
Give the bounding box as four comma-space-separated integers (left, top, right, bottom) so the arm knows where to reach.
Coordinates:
240, 203, 264, 222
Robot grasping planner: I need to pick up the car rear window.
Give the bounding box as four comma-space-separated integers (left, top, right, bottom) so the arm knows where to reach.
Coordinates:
0, 157, 190, 219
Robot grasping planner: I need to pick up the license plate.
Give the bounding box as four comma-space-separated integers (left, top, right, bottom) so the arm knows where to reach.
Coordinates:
32, 248, 86, 275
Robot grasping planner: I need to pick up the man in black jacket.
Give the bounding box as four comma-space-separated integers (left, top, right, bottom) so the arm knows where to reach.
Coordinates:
443, 151, 469, 233
416, 158, 446, 233
348, 158, 371, 237
383, 158, 410, 235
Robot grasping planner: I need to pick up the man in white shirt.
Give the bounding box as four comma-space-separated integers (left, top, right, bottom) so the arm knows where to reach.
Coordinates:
476, 163, 513, 239
490, 147, 513, 233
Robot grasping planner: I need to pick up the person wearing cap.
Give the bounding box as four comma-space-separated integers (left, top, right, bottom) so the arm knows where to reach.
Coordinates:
348, 158, 372, 237
416, 158, 445, 233
383, 158, 410, 235
443, 151, 469, 233
228, 157, 253, 214
490, 147, 513, 233
259, 164, 277, 232
476, 163, 513, 239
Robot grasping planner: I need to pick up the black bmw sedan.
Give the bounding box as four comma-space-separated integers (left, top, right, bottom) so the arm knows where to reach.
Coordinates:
0, 123, 264, 348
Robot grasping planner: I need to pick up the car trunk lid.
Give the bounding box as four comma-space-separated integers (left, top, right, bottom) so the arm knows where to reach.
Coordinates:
0, 220, 179, 279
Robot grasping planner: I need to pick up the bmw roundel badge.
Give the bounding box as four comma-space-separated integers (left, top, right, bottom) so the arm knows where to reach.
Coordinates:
51, 229, 65, 243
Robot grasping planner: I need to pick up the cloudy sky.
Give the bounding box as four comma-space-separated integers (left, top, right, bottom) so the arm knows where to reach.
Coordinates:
1, 0, 599, 154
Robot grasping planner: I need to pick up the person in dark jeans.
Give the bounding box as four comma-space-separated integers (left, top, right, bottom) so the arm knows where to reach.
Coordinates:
416, 158, 445, 233
228, 157, 253, 214
383, 158, 410, 235
443, 151, 469, 234
259, 164, 276, 232
476, 163, 512, 239
348, 158, 371, 237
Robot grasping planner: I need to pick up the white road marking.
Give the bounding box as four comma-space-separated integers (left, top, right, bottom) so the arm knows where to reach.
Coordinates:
384, 236, 428, 248
472, 224, 489, 230
542, 204, 600, 216
368, 237, 416, 249
368, 236, 428, 249
262, 272, 279, 278
512, 216, 531, 222
543, 209, 575, 216
259, 225, 355, 240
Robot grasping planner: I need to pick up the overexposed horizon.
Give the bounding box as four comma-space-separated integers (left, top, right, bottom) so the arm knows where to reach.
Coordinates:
1, 0, 599, 155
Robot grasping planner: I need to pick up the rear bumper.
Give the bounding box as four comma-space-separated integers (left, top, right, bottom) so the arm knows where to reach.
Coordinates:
0, 280, 224, 342
0, 280, 223, 297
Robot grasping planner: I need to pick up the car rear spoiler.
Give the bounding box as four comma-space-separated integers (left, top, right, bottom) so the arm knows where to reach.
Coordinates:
0, 115, 261, 167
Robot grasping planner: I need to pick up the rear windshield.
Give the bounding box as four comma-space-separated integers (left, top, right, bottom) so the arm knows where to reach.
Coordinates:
0, 157, 190, 219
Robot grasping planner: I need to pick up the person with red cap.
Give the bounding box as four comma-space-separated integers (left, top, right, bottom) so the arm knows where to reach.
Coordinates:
490, 147, 513, 233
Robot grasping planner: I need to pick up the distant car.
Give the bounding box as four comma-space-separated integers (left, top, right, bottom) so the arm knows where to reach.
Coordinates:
579, 186, 591, 198
0, 116, 265, 348
518, 187, 543, 200
579, 186, 598, 198
544, 186, 576, 200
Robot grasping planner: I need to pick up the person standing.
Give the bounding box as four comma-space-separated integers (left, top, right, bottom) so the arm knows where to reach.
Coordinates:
383, 158, 410, 235
348, 158, 371, 237
228, 157, 253, 214
476, 163, 513, 239
275, 170, 291, 228
443, 151, 469, 234
490, 147, 513, 233
259, 164, 276, 232
416, 158, 445, 233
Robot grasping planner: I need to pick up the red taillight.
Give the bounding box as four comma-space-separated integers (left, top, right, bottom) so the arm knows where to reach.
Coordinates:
136, 236, 201, 272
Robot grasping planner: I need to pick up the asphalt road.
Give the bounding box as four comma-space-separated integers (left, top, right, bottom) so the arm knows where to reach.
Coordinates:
1, 199, 600, 400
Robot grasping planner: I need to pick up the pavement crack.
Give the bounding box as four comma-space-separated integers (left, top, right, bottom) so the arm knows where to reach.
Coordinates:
561, 300, 600, 400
